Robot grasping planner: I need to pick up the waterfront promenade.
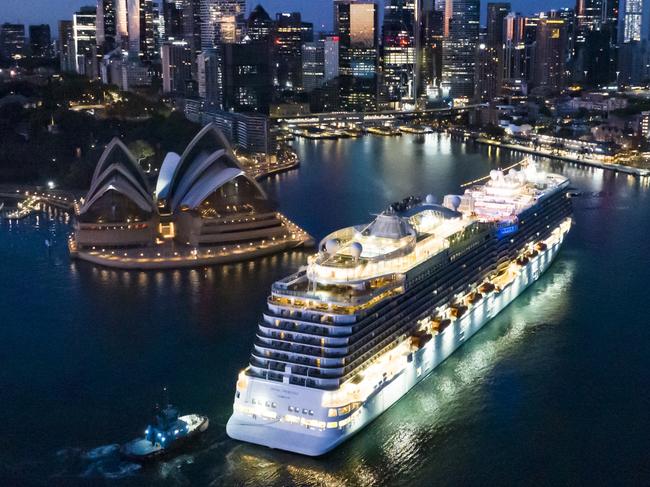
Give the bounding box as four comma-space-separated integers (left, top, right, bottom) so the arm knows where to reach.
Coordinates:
473, 136, 650, 178
69, 213, 313, 270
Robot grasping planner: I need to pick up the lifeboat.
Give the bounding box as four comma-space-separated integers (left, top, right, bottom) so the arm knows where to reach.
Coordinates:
468, 292, 483, 305
432, 318, 451, 333
479, 282, 495, 294
450, 305, 467, 318
535, 242, 547, 251
516, 257, 529, 266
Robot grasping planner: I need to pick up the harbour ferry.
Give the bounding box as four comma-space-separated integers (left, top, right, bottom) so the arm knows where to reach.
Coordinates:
227, 161, 572, 456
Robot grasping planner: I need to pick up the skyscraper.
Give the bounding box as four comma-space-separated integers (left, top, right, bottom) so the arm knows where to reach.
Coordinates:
533, 16, 568, 92
618, 0, 650, 85
217, 41, 273, 112
162, 0, 184, 40
127, 0, 156, 60
501, 13, 528, 86
420, 7, 444, 97
115, 0, 129, 44
73, 6, 98, 77
0, 23, 26, 61
200, 0, 246, 49
161, 40, 193, 94
274, 12, 311, 91
441, 0, 480, 101
182, 0, 202, 57
302, 35, 340, 92
29, 24, 52, 58
58, 20, 75, 71
381, 0, 421, 107
576, 0, 618, 87
246, 4, 274, 42
96, 0, 117, 51
476, 2, 510, 101
335, 0, 379, 111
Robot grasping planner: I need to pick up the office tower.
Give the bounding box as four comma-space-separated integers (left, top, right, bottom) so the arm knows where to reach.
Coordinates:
126, 0, 156, 60
335, 0, 379, 111
476, 3, 510, 101
29, 24, 52, 58
161, 40, 193, 94
200, 0, 246, 49
274, 12, 311, 91
501, 13, 528, 87
533, 16, 568, 92
217, 41, 273, 113
73, 7, 98, 77
0, 23, 26, 61
618, 0, 650, 85
381, 0, 421, 107
96, 0, 117, 51
114, 0, 128, 43
442, 0, 480, 101
302, 35, 340, 92
441, 0, 480, 101
182, 0, 202, 58
578, 3, 619, 87
197, 49, 221, 104
58, 20, 75, 71
420, 7, 444, 98
247, 4, 274, 41
162, 0, 184, 40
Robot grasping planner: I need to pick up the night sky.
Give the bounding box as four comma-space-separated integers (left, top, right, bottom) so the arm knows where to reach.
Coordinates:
0, 0, 572, 35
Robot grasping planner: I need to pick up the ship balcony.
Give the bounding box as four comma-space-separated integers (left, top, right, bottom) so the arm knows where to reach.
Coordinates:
262, 313, 354, 337
266, 301, 359, 325
257, 325, 350, 347
248, 364, 341, 389
254, 335, 349, 359
250, 353, 345, 378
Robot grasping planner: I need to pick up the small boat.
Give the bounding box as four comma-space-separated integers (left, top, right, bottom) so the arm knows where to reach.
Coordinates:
121, 399, 209, 463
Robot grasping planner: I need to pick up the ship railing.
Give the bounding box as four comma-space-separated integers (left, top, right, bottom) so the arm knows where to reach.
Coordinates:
254, 336, 348, 358
271, 276, 403, 307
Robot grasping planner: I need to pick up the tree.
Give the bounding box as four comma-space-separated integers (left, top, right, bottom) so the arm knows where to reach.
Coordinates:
128, 140, 155, 171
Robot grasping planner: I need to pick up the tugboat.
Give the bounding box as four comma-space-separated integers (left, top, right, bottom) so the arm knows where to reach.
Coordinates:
121, 392, 209, 462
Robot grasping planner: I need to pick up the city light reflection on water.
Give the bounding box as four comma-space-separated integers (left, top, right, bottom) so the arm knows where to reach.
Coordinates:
2, 134, 650, 485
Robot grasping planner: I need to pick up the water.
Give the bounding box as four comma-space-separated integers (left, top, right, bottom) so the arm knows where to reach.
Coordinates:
2, 134, 650, 485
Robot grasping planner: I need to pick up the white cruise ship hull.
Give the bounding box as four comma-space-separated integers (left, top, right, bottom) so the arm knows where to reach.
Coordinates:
227, 226, 568, 456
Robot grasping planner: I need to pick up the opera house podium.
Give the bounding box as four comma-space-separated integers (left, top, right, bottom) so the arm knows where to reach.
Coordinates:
70, 124, 311, 269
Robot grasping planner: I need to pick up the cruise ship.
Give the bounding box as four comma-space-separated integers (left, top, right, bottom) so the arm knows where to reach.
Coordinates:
227, 162, 573, 456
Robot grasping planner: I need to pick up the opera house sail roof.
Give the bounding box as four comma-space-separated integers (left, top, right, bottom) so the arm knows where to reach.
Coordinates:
70, 124, 312, 267
74, 138, 158, 248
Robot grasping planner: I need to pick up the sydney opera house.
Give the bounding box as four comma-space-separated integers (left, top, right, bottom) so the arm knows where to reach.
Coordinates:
74, 138, 158, 248
70, 124, 311, 268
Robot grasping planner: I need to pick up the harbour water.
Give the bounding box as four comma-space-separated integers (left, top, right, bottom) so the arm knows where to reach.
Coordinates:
2, 134, 650, 485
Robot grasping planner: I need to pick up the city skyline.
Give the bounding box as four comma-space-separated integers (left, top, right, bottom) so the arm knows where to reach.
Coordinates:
1, 0, 574, 34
